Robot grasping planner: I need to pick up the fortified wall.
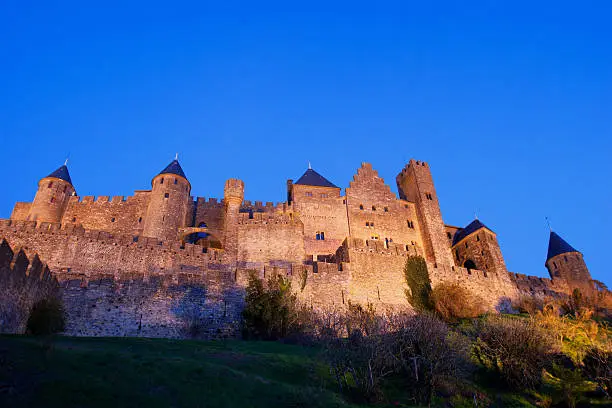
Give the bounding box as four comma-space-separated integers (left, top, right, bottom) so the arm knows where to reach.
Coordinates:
2, 157, 597, 337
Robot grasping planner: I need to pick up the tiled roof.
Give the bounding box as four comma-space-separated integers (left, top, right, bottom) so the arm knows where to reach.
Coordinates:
159, 159, 187, 179
46, 165, 73, 185
547, 231, 579, 261
295, 168, 338, 188
452, 219, 492, 246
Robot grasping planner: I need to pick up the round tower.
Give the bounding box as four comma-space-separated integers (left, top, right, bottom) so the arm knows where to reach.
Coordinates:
27, 164, 75, 223
142, 159, 191, 242
545, 231, 593, 296
223, 178, 244, 263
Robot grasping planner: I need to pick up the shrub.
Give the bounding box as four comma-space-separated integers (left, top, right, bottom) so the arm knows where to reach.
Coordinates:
514, 294, 546, 315
473, 315, 553, 390
26, 297, 65, 336
242, 270, 304, 340
431, 283, 487, 322
582, 346, 611, 398
345, 301, 379, 337
403, 255, 433, 312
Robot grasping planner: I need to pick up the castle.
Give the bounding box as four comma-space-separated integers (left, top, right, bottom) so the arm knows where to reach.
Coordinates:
0, 158, 595, 337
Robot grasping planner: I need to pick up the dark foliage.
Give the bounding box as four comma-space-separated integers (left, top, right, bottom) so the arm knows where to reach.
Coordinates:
26, 297, 65, 336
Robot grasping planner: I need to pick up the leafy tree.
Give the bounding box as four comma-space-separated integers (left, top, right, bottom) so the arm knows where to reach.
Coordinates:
242, 270, 302, 340
403, 255, 433, 312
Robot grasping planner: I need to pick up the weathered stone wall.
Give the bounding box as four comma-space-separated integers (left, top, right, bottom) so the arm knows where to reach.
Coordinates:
346, 163, 424, 252
546, 252, 593, 296
61, 192, 150, 236
0, 239, 59, 333
10, 202, 31, 220
452, 228, 509, 276
27, 177, 75, 223
143, 174, 191, 241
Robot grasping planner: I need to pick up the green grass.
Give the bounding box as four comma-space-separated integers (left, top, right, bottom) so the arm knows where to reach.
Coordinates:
0, 335, 360, 408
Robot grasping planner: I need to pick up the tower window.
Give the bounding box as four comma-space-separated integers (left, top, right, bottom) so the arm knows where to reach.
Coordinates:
316, 232, 325, 240
164, 193, 169, 198
305, 192, 313, 197
372, 206, 376, 211
553, 261, 558, 269
359, 204, 364, 210
476, 235, 480, 242
404, 204, 409, 208
342, 200, 346, 204
320, 232, 325, 240
407, 220, 414, 229
384, 207, 388, 212
465, 242, 468, 248
160, 178, 164, 184
63, 186, 67, 193
111, 217, 115, 222
138, 217, 142, 223
564, 255, 568, 262
48, 182, 53, 188
425, 193, 433, 200
366, 222, 369, 227
174, 178, 178, 184
72, 217, 77, 222
321, 193, 328, 198
447, 232, 452, 239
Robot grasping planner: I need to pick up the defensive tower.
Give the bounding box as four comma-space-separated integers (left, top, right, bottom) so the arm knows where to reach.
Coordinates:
223, 178, 244, 264
142, 159, 191, 241
396, 160, 454, 266
27, 164, 75, 223
545, 231, 593, 296
451, 219, 509, 276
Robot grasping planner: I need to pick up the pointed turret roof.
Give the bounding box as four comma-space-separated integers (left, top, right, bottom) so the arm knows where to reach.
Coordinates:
452, 219, 493, 246
46, 165, 73, 185
547, 231, 579, 261
158, 159, 187, 179
295, 168, 338, 188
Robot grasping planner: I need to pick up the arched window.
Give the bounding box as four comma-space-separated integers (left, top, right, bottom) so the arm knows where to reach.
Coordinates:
463, 259, 477, 270
359, 204, 364, 210
198, 222, 208, 228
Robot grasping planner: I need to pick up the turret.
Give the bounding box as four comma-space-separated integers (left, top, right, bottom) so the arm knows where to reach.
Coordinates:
451, 219, 508, 276
142, 159, 191, 241
545, 231, 593, 296
223, 178, 244, 264
27, 164, 75, 223
396, 160, 454, 266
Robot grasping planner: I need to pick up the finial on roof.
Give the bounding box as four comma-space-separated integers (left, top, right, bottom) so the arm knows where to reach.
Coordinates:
64, 158, 68, 166
175, 153, 179, 161
474, 211, 478, 220
546, 217, 553, 232
308, 161, 311, 170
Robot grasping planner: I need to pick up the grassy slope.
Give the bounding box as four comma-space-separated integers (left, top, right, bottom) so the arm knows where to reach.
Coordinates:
0, 336, 359, 408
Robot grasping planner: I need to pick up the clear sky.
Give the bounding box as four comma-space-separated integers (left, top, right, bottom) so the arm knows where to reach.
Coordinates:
1, 1, 610, 286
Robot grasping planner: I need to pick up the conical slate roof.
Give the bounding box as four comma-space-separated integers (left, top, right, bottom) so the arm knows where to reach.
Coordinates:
547, 231, 579, 261
452, 219, 492, 246
295, 168, 338, 188
46, 165, 73, 185
159, 159, 187, 179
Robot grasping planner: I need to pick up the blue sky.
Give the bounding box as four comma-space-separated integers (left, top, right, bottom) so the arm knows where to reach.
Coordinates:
1, 2, 610, 285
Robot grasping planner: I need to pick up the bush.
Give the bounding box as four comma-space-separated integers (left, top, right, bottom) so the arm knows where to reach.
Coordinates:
26, 297, 65, 336
403, 255, 433, 312
473, 315, 553, 390
513, 294, 546, 315
242, 271, 304, 340
431, 283, 486, 322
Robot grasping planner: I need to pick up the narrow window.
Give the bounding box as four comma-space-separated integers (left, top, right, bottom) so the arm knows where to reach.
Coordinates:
384, 207, 388, 212
365, 222, 369, 227
371, 222, 374, 227
48, 181, 53, 188
407, 220, 414, 229
72, 217, 77, 222
465, 242, 468, 248
359, 204, 364, 210
553, 261, 557, 269
425, 193, 433, 200
455, 250, 460, 259
372, 206, 376, 211
305, 192, 312, 197
564, 255, 568, 262
321, 193, 327, 198
63, 186, 67, 193
342, 200, 346, 204
174, 178, 178, 184
447, 232, 452, 239
404, 204, 408, 208
164, 193, 169, 198
160, 178, 164, 184
315, 232, 321, 240
111, 217, 115, 222
320, 232, 325, 240
476, 235, 480, 242
138, 217, 142, 223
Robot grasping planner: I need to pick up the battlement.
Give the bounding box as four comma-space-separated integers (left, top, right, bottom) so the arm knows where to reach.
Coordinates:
342, 237, 419, 257
194, 197, 224, 208
236, 212, 298, 225
0, 218, 223, 261
71, 190, 150, 205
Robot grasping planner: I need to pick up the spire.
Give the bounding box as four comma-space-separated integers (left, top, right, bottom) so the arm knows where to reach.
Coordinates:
46, 164, 73, 185
547, 231, 579, 261
158, 158, 187, 179
295, 167, 338, 188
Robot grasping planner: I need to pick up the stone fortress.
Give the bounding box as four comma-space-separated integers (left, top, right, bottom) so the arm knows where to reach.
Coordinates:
0, 158, 597, 337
